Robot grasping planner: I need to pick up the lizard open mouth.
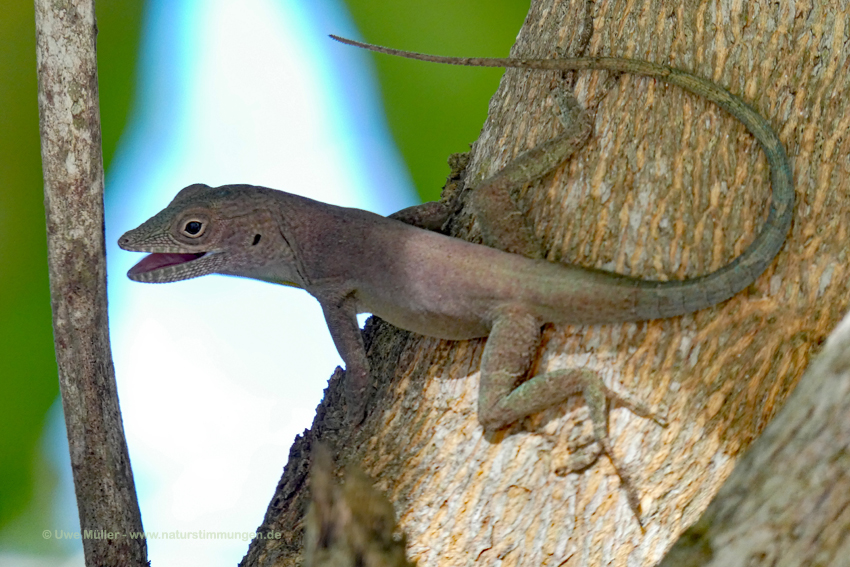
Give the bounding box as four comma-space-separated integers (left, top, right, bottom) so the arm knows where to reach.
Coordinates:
127, 252, 206, 278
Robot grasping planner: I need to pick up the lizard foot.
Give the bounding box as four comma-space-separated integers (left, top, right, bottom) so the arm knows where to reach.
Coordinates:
479, 363, 667, 526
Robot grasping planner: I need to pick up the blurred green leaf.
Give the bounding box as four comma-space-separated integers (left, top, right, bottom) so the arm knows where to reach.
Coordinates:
342, 1, 529, 202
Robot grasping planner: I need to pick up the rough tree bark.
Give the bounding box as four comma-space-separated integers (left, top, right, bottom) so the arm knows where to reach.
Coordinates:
242, 1, 849, 565
35, 1, 147, 566
657, 309, 850, 567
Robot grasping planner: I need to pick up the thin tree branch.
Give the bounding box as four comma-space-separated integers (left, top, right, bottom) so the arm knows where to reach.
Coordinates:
34, 1, 148, 565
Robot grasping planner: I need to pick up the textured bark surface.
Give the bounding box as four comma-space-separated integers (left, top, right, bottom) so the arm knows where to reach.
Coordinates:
35, 1, 147, 565
658, 310, 850, 567
303, 445, 416, 567
243, 1, 849, 566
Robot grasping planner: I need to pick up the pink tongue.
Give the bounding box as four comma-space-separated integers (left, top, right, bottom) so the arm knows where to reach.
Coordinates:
128, 253, 204, 276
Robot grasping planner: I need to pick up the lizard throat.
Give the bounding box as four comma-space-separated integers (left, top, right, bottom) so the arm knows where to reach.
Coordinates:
128, 252, 206, 279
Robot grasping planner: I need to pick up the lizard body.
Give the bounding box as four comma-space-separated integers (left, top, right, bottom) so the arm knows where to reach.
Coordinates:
119, 38, 793, 519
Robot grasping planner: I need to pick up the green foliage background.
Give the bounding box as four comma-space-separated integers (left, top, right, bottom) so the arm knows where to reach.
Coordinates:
0, 0, 527, 553
343, 1, 529, 201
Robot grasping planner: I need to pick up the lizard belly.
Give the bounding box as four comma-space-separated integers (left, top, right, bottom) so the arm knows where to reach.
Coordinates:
352, 234, 530, 340
353, 230, 644, 336
358, 290, 492, 341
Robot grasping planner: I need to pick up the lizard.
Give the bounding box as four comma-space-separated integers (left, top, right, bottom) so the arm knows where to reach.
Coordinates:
118, 36, 794, 520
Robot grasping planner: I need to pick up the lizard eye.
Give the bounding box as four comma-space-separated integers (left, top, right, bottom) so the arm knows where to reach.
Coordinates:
182, 220, 205, 237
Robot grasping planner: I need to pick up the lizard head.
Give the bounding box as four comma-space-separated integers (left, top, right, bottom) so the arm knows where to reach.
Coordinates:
118, 183, 298, 285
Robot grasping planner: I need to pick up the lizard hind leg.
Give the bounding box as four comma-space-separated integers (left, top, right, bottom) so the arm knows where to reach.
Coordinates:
469, 89, 592, 259
478, 307, 667, 523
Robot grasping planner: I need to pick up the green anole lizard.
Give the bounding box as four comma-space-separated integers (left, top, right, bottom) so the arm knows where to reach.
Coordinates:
118, 37, 794, 519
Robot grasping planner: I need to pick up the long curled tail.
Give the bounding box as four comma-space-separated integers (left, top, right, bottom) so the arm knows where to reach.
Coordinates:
330, 35, 794, 319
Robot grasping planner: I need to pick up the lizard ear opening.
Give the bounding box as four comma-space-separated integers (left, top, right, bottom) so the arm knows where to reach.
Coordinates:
252, 234, 261, 245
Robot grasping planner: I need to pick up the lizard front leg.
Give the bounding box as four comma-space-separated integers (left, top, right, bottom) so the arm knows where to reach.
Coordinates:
388, 153, 469, 232
318, 293, 370, 424
388, 201, 452, 231
480, 306, 667, 521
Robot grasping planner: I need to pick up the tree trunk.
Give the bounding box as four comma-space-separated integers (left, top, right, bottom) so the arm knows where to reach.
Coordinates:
242, 1, 849, 565
657, 309, 850, 567
35, 1, 147, 565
